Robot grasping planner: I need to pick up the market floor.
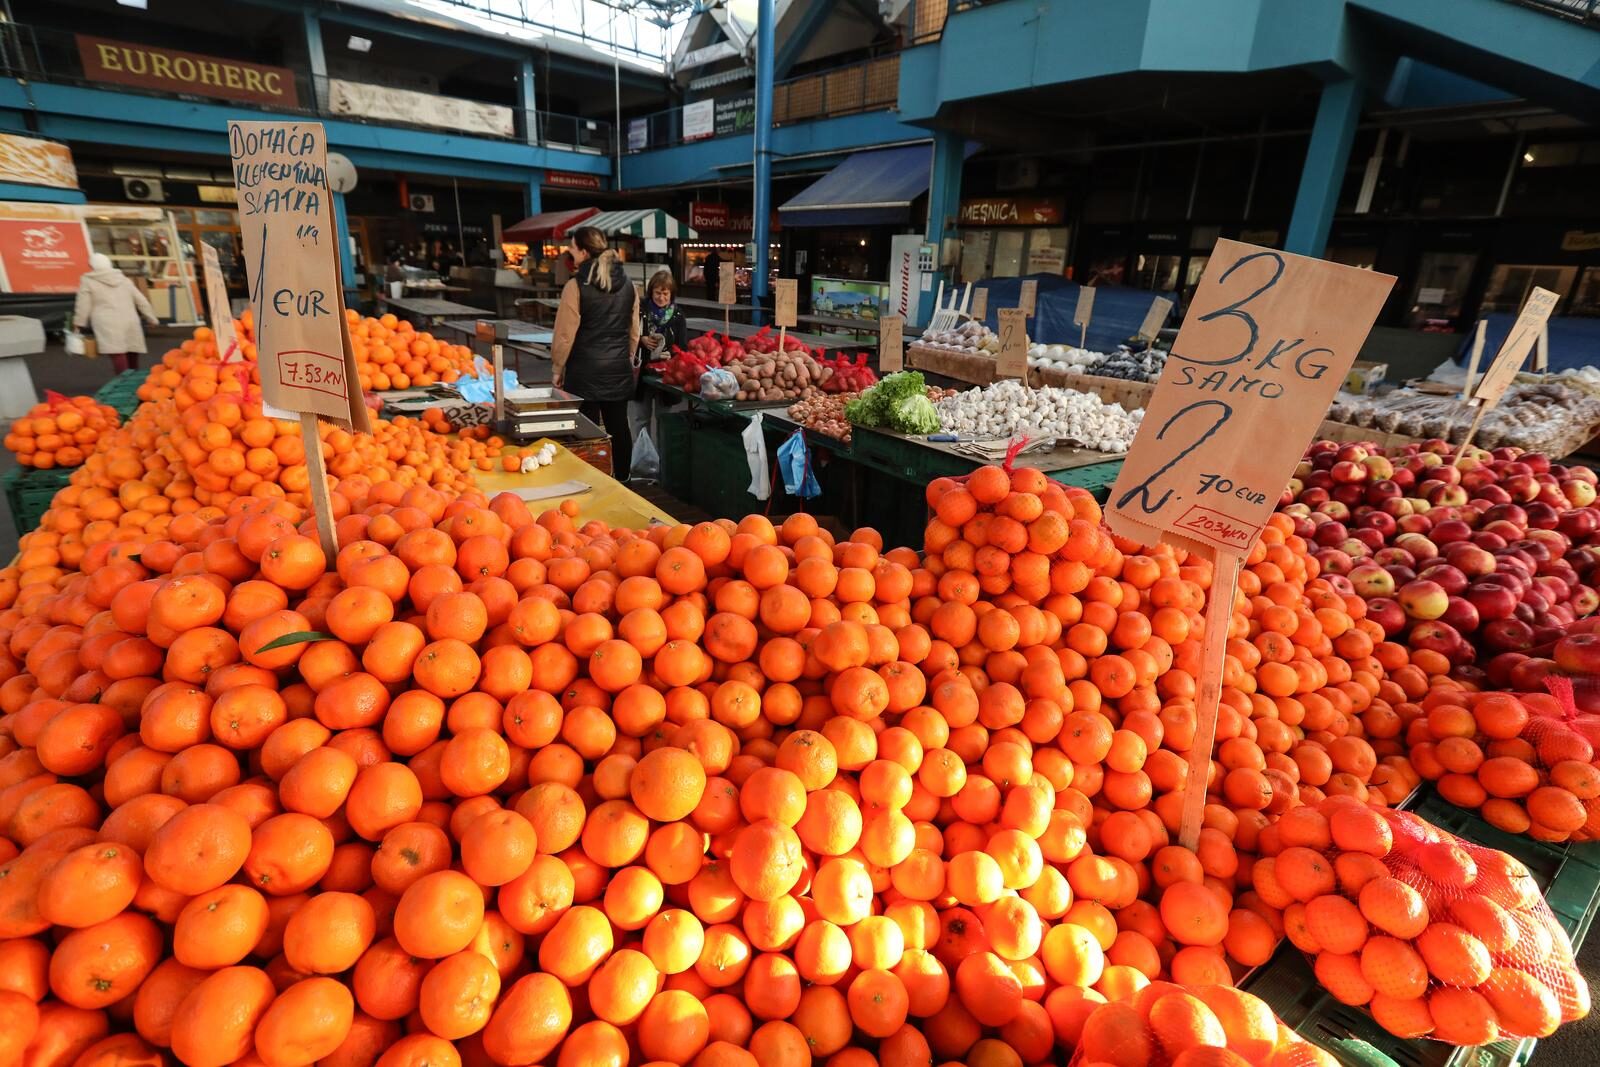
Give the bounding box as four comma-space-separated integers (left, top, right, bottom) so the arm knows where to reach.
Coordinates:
4, 334, 1600, 1065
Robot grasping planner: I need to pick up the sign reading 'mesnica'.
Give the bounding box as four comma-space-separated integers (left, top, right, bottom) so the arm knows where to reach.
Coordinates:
77, 36, 299, 108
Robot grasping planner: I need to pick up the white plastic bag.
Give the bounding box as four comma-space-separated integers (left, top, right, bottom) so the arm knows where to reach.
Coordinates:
632, 427, 661, 482
743, 413, 770, 501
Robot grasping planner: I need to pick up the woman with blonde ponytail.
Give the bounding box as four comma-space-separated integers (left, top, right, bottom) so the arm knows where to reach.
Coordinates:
551, 225, 642, 478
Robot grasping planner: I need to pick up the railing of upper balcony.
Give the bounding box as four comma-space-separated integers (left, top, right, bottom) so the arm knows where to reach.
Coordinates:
0, 22, 614, 154
622, 53, 899, 153
1505, 0, 1600, 20
907, 0, 1000, 43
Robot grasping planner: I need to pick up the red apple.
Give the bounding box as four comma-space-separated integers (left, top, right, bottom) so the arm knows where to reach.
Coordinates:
1331, 460, 1367, 484
1394, 533, 1439, 562
1440, 596, 1480, 634
1398, 579, 1449, 620
1442, 543, 1496, 578
1509, 657, 1558, 691
1466, 581, 1520, 622
1361, 455, 1395, 481
1419, 563, 1468, 596
1485, 651, 1529, 687
1483, 618, 1537, 654
1349, 563, 1396, 599
1409, 620, 1466, 660
1364, 598, 1407, 636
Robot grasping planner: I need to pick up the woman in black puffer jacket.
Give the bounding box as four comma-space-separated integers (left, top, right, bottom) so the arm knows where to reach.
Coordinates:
552, 226, 641, 478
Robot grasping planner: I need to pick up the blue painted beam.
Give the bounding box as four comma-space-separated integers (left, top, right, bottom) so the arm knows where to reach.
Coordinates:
0, 182, 86, 204
897, 0, 1600, 124
917, 127, 964, 327
753, 0, 776, 318
774, 0, 836, 80
1285, 77, 1364, 257
3, 82, 610, 182
332, 190, 358, 293
619, 110, 930, 189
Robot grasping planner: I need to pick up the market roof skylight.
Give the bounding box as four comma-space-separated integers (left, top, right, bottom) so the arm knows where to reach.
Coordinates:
341, 0, 691, 69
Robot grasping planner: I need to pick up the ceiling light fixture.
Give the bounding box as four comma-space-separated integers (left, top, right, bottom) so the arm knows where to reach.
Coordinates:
347, 36, 373, 53
116, 0, 148, 8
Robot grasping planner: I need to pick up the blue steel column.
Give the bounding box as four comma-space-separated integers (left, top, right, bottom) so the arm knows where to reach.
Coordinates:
918, 127, 964, 326
302, 7, 328, 110
525, 176, 543, 219
1284, 77, 1363, 257
332, 191, 358, 296
520, 56, 539, 145
750, 0, 775, 322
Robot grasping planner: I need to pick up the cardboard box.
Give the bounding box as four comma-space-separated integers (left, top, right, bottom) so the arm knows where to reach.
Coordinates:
1344, 360, 1389, 396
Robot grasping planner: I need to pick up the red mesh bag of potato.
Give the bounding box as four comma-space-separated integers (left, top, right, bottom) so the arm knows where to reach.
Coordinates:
1257, 795, 1590, 1044
1066, 982, 1340, 1067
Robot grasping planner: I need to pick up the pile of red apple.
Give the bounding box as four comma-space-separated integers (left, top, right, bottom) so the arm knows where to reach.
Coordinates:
1280, 439, 1600, 687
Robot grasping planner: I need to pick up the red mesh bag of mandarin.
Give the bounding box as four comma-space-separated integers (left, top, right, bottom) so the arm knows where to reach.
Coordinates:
1402, 666, 1600, 841
1258, 795, 1589, 1044
1066, 982, 1340, 1067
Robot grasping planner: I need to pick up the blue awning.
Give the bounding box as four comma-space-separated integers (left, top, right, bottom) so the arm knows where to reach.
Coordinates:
779, 145, 934, 227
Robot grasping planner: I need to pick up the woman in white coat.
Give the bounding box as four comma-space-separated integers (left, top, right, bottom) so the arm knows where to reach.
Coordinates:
74, 253, 158, 372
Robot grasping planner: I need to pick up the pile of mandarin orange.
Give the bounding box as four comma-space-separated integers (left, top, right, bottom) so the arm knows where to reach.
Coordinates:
0, 328, 1583, 1067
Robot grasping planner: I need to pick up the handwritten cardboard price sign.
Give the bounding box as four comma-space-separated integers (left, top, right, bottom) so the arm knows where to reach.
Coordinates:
879, 314, 904, 373
1471, 287, 1558, 410
231, 119, 368, 561
200, 244, 239, 363
1018, 280, 1037, 318
1106, 240, 1395, 846
996, 308, 1027, 380
1136, 296, 1173, 342
1451, 287, 1560, 463
1074, 286, 1095, 348
773, 278, 797, 328
718, 267, 737, 307
230, 120, 367, 430
971, 288, 988, 320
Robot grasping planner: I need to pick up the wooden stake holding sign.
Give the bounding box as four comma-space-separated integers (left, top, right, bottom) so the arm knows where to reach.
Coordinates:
996, 307, 1027, 380
1460, 319, 1487, 401
719, 267, 737, 333
1105, 239, 1395, 848
1453, 286, 1560, 464
1074, 286, 1095, 349
1536, 322, 1550, 372
200, 243, 240, 363
773, 278, 797, 353
879, 314, 904, 373
229, 119, 370, 561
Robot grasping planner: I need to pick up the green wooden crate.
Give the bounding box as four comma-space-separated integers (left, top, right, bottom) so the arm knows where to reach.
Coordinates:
3, 466, 72, 536
1050, 459, 1124, 502
93, 367, 151, 419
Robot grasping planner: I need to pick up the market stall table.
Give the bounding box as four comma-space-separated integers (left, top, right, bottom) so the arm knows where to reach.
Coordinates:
472, 439, 675, 530
643, 372, 1126, 547
376, 295, 494, 328
682, 318, 878, 353
675, 297, 758, 318
436, 319, 553, 383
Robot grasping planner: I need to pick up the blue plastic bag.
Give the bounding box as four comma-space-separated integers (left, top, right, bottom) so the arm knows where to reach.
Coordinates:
777, 429, 821, 499
456, 370, 520, 403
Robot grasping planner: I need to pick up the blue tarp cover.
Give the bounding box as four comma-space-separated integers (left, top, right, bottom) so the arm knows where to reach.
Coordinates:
956, 275, 1177, 352
1454, 313, 1600, 374
779, 145, 933, 227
